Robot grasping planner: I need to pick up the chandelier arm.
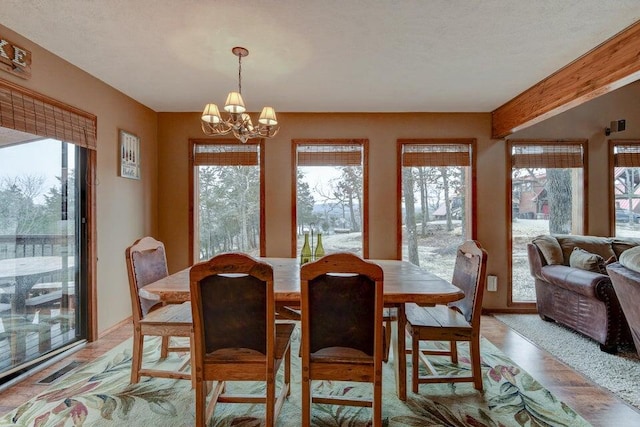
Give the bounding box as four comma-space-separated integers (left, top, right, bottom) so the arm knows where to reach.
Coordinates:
201, 120, 233, 136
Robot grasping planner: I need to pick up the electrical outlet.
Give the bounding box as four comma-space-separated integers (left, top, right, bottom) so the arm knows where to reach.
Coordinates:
487, 275, 498, 292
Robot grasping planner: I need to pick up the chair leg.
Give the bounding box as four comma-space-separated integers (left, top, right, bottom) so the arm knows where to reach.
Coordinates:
190, 332, 196, 389
411, 331, 419, 393
373, 368, 383, 427
266, 370, 275, 426
194, 378, 207, 427
470, 337, 483, 391
302, 373, 311, 426
450, 340, 458, 364
383, 318, 392, 363
285, 346, 291, 397
160, 335, 169, 359
131, 329, 143, 384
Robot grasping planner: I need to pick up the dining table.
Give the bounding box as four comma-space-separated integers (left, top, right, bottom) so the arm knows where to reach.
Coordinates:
141, 257, 464, 401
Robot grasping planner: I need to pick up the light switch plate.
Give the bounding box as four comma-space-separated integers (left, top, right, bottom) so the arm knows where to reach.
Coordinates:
487, 275, 498, 292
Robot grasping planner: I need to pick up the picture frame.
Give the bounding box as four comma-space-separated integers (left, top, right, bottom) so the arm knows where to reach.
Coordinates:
119, 129, 140, 179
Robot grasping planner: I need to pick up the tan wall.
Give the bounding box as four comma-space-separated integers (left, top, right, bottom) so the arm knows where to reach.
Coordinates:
0, 25, 159, 333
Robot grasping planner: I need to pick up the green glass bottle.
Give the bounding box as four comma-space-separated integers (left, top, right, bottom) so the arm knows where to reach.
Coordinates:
300, 232, 312, 264
314, 233, 325, 259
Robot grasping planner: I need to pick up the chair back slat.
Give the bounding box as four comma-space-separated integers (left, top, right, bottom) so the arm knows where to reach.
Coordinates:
198, 274, 267, 354
448, 240, 488, 325
308, 273, 376, 355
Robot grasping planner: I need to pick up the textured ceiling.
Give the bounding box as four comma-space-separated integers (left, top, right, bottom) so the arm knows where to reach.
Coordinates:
0, 0, 639, 114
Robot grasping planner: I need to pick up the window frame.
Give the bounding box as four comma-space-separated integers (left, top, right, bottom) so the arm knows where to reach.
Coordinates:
609, 139, 640, 236
0, 78, 97, 342
291, 139, 369, 258
507, 139, 588, 308
396, 138, 477, 260
188, 138, 265, 264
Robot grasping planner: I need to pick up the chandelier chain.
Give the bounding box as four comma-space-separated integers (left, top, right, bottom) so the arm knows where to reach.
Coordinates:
238, 54, 242, 94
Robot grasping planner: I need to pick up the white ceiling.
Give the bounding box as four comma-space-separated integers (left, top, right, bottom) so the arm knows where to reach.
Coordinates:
0, 0, 639, 114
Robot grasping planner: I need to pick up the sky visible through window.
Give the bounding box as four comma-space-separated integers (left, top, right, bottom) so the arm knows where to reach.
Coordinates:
0, 139, 74, 203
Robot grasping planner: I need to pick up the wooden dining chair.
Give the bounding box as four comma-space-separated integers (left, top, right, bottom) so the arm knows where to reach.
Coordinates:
189, 252, 295, 427
405, 240, 488, 392
125, 236, 192, 384
300, 252, 384, 427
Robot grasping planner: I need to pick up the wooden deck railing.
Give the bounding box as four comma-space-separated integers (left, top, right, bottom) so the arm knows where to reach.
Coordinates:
0, 235, 73, 260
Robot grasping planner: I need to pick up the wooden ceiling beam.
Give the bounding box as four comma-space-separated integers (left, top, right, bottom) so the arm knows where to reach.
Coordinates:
492, 20, 640, 139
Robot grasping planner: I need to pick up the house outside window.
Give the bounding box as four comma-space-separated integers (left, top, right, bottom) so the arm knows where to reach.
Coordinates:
509, 140, 586, 303
611, 140, 640, 238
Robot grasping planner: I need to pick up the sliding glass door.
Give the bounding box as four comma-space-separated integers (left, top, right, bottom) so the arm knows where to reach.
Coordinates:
0, 137, 87, 382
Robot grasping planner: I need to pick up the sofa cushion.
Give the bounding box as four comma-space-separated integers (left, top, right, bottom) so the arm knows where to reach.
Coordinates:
532, 235, 563, 265
569, 247, 607, 274
619, 245, 640, 274
612, 238, 640, 259
555, 235, 615, 266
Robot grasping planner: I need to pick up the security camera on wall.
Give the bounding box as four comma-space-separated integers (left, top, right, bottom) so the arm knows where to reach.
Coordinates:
605, 119, 626, 136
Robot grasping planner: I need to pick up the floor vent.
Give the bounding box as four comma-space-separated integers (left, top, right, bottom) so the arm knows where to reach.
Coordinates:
36, 361, 83, 384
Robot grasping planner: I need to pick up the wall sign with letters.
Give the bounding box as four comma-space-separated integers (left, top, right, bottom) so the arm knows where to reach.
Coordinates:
0, 35, 31, 79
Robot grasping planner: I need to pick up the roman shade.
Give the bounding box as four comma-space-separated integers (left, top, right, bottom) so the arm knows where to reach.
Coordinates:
296, 142, 364, 166
402, 143, 471, 167
511, 142, 584, 169
0, 78, 97, 149
192, 139, 260, 166
614, 142, 640, 167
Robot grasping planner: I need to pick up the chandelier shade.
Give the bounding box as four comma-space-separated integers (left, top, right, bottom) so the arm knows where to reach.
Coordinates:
201, 47, 279, 143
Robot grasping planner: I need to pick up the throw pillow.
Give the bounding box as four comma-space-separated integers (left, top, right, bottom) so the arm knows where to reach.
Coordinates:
619, 245, 640, 274
569, 247, 607, 274
532, 235, 563, 265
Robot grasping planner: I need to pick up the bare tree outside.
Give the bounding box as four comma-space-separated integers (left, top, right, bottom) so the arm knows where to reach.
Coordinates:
401, 164, 469, 280
197, 164, 260, 260
296, 165, 363, 257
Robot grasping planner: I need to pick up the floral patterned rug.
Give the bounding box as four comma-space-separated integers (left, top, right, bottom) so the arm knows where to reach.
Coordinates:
1, 329, 590, 426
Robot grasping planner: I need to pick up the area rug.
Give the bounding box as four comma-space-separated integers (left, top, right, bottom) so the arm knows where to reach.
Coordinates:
494, 314, 640, 410
0, 330, 590, 426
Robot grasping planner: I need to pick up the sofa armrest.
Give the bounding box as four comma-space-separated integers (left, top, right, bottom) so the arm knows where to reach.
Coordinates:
527, 243, 546, 279
540, 265, 610, 299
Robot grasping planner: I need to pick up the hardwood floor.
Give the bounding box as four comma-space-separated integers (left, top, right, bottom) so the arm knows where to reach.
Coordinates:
0, 315, 638, 426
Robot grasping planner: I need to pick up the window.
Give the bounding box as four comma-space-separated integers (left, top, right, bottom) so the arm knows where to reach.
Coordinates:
509, 140, 586, 303
190, 139, 264, 262
398, 139, 475, 280
611, 140, 640, 237
292, 139, 368, 259
0, 80, 95, 383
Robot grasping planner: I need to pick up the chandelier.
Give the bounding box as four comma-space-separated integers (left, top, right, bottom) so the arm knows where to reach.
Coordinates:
201, 47, 279, 143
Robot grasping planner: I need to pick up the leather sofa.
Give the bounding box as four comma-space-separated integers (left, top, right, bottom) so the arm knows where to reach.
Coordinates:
527, 235, 635, 353
606, 261, 640, 356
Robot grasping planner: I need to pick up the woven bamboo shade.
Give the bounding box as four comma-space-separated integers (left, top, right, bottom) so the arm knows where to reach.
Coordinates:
193, 141, 259, 166
614, 142, 640, 167
0, 80, 97, 149
297, 144, 362, 166
512, 143, 583, 168
402, 144, 471, 167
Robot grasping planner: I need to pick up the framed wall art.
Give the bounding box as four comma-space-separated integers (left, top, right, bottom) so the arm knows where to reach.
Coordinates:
119, 129, 140, 179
